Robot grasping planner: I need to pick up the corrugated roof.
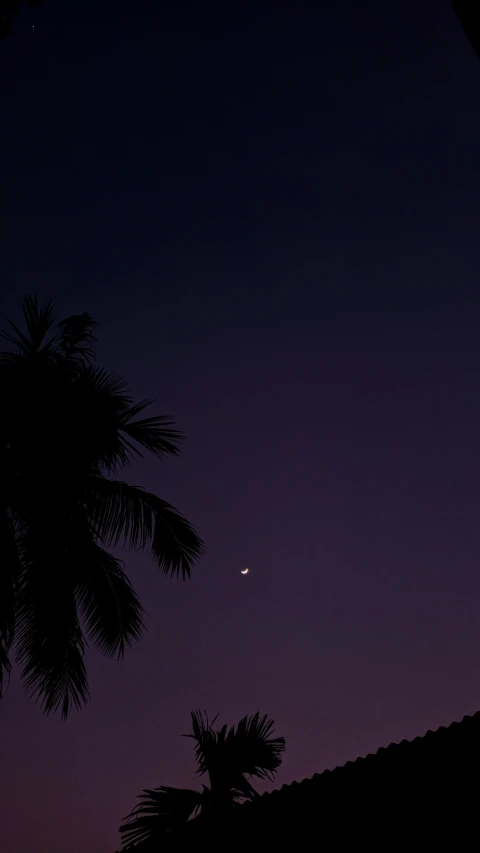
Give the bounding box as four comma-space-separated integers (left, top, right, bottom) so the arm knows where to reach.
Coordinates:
241, 709, 480, 816
117, 711, 480, 849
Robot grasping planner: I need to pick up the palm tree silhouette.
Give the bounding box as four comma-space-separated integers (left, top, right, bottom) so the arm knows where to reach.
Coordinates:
0, 296, 204, 717
119, 711, 286, 848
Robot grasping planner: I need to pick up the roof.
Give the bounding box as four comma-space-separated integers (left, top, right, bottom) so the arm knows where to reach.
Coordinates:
243, 709, 480, 815
119, 711, 480, 850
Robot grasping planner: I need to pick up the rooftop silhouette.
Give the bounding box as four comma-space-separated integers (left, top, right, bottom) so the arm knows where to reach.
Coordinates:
118, 710, 480, 850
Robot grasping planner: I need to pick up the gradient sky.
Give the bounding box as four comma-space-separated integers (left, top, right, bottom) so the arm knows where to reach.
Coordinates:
1, 1, 480, 850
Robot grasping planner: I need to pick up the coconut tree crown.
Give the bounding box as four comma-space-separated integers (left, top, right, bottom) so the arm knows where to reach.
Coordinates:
0, 297, 204, 718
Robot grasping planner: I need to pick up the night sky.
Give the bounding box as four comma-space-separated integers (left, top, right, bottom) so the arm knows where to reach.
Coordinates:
1, 1, 480, 850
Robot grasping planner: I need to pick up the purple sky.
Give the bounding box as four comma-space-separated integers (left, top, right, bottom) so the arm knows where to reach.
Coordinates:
2, 1, 480, 851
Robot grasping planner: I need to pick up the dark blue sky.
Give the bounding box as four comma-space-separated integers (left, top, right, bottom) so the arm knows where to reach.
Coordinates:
1, 2, 480, 851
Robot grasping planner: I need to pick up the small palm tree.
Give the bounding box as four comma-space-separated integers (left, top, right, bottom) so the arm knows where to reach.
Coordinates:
0, 297, 204, 717
119, 711, 286, 848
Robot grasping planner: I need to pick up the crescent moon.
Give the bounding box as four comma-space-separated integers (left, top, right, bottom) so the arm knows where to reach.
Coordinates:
241, 568, 249, 575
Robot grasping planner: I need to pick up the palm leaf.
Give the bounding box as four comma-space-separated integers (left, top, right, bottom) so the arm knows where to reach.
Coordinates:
117, 403, 182, 461
119, 786, 205, 847
88, 478, 205, 579
75, 366, 182, 471
57, 312, 98, 364
0, 509, 19, 697
187, 710, 220, 777
0, 295, 56, 356
186, 710, 285, 801
15, 594, 88, 719
75, 543, 145, 657
222, 713, 286, 781
14, 530, 89, 719
22, 295, 55, 352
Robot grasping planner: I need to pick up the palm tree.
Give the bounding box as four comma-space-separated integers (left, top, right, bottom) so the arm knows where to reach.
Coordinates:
119, 711, 285, 849
0, 296, 204, 718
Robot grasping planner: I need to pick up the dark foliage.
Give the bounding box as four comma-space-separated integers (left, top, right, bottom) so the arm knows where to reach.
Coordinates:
119, 711, 285, 848
0, 297, 205, 717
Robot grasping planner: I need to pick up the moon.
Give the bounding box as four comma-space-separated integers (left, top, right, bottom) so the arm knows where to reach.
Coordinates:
241, 567, 249, 575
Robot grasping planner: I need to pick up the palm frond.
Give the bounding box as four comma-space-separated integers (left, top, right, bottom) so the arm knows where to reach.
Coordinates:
88, 478, 205, 579
119, 786, 205, 847
57, 312, 98, 365
186, 710, 220, 777
22, 295, 55, 351
75, 366, 182, 472
75, 543, 145, 658
222, 713, 285, 781
0, 510, 19, 697
186, 711, 285, 798
78, 364, 130, 402
15, 598, 88, 719
14, 533, 89, 719
118, 405, 182, 461
0, 296, 56, 356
